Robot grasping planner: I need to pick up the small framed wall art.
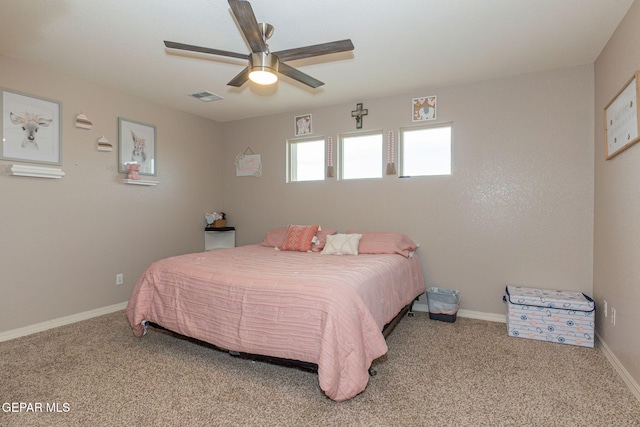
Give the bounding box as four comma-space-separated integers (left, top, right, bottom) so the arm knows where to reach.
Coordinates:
235, 147, 262, 177
412, 96, 437, 122
604, 71, 640, 160
118, 117, 156, 176
294, 114, 312, 136
1, 88, 62, 165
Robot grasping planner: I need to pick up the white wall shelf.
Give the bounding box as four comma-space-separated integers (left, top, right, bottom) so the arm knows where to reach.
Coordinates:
122, 179, 158, 186
8, 164, 65, 179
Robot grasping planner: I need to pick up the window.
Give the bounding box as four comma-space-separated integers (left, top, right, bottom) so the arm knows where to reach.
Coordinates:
340, 131, 383, 180
287, 138, 325, 182
400, 123, 452, 176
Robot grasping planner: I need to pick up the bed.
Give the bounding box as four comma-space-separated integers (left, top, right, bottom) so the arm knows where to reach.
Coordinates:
125, 227, 425, 401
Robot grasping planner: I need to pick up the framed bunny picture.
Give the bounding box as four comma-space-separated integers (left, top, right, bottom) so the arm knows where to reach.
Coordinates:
118, 117, 156, 176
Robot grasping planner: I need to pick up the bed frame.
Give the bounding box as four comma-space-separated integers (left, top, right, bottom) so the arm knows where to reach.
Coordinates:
148, 300, 416, 377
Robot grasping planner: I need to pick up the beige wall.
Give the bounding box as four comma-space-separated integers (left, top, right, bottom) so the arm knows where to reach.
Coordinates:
0, 54, 598, 340
0, 55, 223, 332
221, 65, 595, 315
594, 1, 640, 386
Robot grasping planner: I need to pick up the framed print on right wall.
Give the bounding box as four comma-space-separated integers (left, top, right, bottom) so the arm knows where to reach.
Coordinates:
604, 71, 640, 160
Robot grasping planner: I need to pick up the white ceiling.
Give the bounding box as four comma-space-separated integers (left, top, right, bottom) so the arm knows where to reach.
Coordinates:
0, 0, 634, 123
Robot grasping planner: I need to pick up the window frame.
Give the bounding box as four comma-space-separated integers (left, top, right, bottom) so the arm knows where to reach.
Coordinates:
399, 122, 453, 177
338, 129, 384, 180
286, 136, 326, 183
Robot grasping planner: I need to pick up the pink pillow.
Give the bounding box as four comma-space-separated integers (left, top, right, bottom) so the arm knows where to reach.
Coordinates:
261, 227, 288, 247
346, 231, 418, 257
311, 227, 337, 252
280, 224, 320, 252
261, 226, 337, 250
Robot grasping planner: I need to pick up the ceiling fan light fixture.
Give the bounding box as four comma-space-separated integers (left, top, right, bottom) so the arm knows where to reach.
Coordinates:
249, 70, 278, 85
249, 52, 279, 85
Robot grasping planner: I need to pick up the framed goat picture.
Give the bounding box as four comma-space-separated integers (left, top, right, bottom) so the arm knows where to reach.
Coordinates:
118, 117, 156, 176
1, 88, 62, 165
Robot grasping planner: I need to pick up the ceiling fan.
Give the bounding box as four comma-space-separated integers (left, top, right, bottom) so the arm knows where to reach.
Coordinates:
164, 0, 354, 88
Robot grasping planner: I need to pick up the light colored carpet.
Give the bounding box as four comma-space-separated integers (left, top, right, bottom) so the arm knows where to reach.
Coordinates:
1, 310, 639, 426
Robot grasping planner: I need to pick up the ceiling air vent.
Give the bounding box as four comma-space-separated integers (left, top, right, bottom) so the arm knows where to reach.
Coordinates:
190, 91, 223, 102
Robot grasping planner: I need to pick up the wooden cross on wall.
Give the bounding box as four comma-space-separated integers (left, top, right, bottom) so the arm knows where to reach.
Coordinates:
351, 103, 368, 129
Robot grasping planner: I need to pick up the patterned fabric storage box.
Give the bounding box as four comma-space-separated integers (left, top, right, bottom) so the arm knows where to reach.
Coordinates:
504, 285, 595, 348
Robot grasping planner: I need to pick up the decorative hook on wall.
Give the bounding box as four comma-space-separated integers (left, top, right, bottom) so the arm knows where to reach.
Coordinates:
97, 135, 112, 152
75, 112, 93, 129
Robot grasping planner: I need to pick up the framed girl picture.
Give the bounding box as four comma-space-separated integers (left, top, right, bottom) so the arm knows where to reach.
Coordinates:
294, 114, 312, 136
118, 117, 156, 176
1, 89, 62, 165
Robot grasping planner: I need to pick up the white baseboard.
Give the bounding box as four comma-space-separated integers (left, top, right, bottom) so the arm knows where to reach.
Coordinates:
412, 303, 506, 323
0, 301, 128, 342
457, 309, 506, 323
596, 331, 640, 403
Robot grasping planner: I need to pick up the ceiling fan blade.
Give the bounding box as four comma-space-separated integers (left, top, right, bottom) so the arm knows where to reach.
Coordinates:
228, 0, 267, 53
273, 39, 354, 62
164, 41, 248, 60
278, 62, 324, 88
227, 67, 250, 87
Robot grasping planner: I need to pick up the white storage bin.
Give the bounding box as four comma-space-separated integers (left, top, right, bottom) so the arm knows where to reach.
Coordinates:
504, 285, 595, 348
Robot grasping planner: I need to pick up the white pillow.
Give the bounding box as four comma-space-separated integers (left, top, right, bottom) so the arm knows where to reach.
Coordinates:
321, 233, 362, 255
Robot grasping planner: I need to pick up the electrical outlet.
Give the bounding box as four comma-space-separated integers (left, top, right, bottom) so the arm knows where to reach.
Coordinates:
116, 273, 124, 286
611, 307, 616, 326
603, 300, 608, 317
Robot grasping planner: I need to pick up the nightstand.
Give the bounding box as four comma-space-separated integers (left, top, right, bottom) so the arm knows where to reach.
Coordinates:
204, 226, 235, 250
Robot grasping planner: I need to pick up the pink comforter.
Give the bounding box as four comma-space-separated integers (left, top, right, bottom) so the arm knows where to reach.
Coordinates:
126, 244, 424, 401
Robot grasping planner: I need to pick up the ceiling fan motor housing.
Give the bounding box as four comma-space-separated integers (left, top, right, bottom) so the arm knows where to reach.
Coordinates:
249, 52, 279, 75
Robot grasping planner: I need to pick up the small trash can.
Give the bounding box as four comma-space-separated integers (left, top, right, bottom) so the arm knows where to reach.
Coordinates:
427, 287, 460, 323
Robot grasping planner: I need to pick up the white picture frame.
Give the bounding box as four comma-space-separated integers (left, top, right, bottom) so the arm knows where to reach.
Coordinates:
604, 71, 640, 160
412, 96, 437, 122
235, 153, 262, 177
1, 88, 62, 165
118, 117, 156, 176
294, 114, 312, 136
